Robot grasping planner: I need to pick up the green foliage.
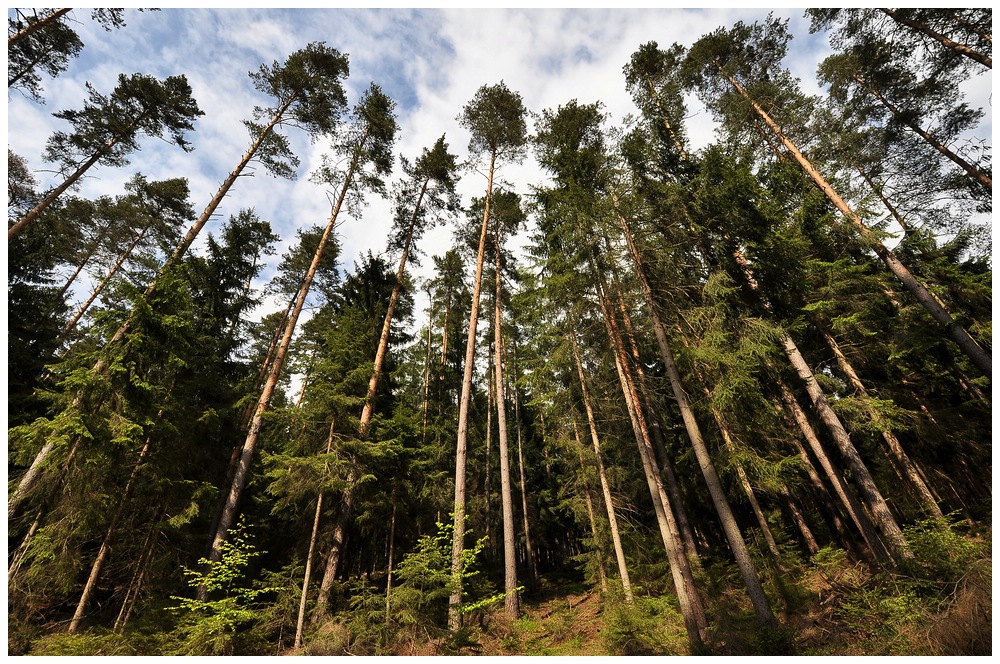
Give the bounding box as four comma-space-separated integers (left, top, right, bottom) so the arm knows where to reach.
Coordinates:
602, 595, 687, 655
168, 522, 283, 655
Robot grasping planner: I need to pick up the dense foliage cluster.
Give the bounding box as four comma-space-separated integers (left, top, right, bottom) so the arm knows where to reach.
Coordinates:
7, 9, 991, 655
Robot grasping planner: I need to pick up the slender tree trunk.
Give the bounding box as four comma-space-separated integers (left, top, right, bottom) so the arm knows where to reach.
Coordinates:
716, 64, 991, 377
780, 487, 820, 555
493, 241, 519, 619
449, 151, 496, 629
880, 8, 992, 69
315, 471, 356, 615
572, 422, 609, 595
384, 499, 397, 618
295, 420, 335, 649
58, 225, 111, 300
421, 293, 433, 445
776, 378, 892, 563
57, 224, 149, 342
596, 287, 706, 640
113, 509, 162, 633
9, 97, 298, 512
69, 431, 154, 633
8, 8, 72, 44
605, 221, 775, 627
853, 72, 991, 188
780, 334, 913, 560
206, 123, 365, 576
510, 344, 538, 587
819, 324, 943, 518
11, 133, 129, 239
358, 178, 429, 436
569, 333, 634, 606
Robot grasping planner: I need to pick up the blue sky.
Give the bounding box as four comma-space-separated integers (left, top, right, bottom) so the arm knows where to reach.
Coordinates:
7, 7, 991, 333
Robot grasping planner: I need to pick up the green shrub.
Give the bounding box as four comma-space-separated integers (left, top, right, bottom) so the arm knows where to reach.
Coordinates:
602, 596, 687, 655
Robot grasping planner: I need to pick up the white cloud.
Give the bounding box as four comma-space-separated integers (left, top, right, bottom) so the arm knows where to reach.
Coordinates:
9, 7, 989, 344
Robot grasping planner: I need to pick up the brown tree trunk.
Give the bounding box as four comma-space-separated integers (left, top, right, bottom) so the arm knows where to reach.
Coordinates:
880, 8, 992, 69
295, 420, 335, 649
716, 63, 991, 377
569, 333, 634, 605
492, 240, 519, 619
606, 219, 775, 627
591, 280, 709, 639
69, 432, 154, 633
448, 151, 496, 629
572, 422, 609, 595
358, 178, 429, 436
819, 324, 943, 518
57, 224, 149, 342
8, 8, 72, 45
315, 471, 357, 616
206, 124, 366, 577
9, 97, 298, 511
510, 348, 539, 587
776, 378, 892, 563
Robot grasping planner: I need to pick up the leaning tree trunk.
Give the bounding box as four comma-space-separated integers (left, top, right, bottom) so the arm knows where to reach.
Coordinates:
492, 241, 520, 619
715, 63, 991, 377
8, 8, 72, 45
775, 378, 892, 564
606, 218, 776, 627
590, 275, 710, 640
205, 123, 365, 581
880, 8, 992, 69
448, 151, 496, 629
9, 96, 298, 512
569, 331, 634, 605
57, 223, 149, 342
819, 323, 944, 518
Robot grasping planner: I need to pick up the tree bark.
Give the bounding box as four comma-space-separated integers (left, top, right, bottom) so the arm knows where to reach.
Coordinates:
572, 421, 609, 595
880, 8, 992, 69
715, 63, 991, 377
206, 123, 366, 577
608, 214, 775, 627
8, 8, 72, 45
569, 331, 634, 606
819, 324, 943, 518
448, 151, 496, 629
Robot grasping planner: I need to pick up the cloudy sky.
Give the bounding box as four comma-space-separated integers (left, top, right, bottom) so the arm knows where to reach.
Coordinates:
7, 7, 989, 333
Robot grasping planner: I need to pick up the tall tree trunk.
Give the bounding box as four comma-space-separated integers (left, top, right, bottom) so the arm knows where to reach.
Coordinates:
779, 333, 913, 561
779, 487, 820, 555
9, 97, 298, 511
596, 287, 707, 640
569, 332, 634, 605
358, 178, 429, 436
421, 288, 433, 445
69, 430, 154, 633
448, 151, 496, 629
294, 420, 335, 649
384, 499, 397, 618
819, 324, 943, 518
572, 421, 609, 595
205, 123, 366, 577
112, 507, 162, 633
606, 218, 775, 627
776, 378, 892, 563
8, 8, 72, 44
880, 8, 992, 69
315, 471, 357, 616
10, 112, 147, 239
58, 224, 112, 300
714, 64, 991, 377
57, 224, 149, 342
493, 242, 519, 619
852, 71, 991, 189
510, 343, 539, 587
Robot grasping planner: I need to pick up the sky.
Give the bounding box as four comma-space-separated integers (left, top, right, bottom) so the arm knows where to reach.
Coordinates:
6, 6, 992, 338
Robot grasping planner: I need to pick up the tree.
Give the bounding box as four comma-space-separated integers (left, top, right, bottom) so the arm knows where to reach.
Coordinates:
208, 82, 397, 592
684, 16, 991, 378
448, 81, 527, 628
10, 73, 203, 239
